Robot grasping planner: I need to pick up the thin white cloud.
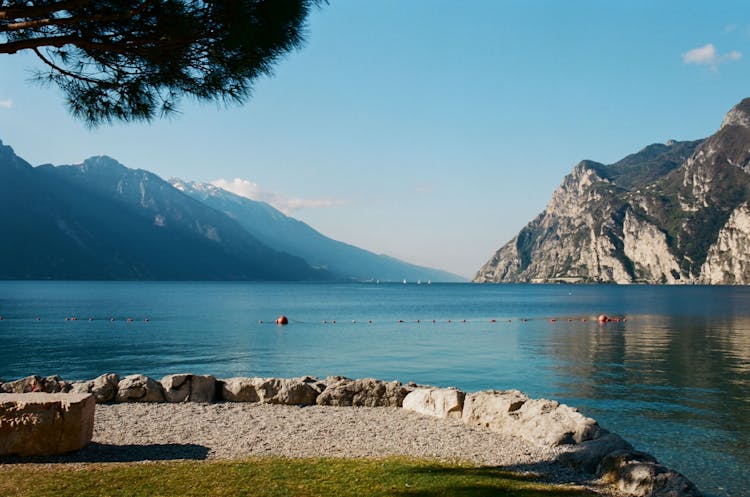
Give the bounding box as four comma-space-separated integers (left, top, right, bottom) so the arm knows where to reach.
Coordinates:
212, 177, 346, 214
682, 43, 742, 70
0, 99, 12, 109
414, 183, 436, 195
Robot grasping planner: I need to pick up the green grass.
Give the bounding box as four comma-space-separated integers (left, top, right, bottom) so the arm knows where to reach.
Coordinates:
0, 457, 599, 497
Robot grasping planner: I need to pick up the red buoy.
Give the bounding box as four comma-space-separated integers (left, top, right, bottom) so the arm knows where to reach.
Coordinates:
598, 314, 609, 323
276, 315, 289, 325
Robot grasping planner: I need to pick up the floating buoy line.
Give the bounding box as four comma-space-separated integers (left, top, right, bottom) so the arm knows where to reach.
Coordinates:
256, 315, 627, 326
0, 316, 152, 322
0, 314, 626, 325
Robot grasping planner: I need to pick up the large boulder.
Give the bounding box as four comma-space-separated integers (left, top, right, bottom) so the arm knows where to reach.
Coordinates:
513, 398, 603, 446
0, 375, 71, 394
462, 390, 529, 426
220, 377, 260, 402
402, 388, 466, 419
116, 374, 165, 402
69, 374, 120, 403
557, 432, 633, 474
161, 374, 217, 403
316, 377, 411, 407
0, 393, 95, 456
598, 450, 703, 497
461, 390, 602, 446
69, 381, 93, 396
91, 373, 120, 403
253, 377, 324, 405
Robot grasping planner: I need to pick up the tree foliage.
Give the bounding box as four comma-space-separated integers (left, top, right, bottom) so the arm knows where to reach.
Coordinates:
0, 1, 320, 125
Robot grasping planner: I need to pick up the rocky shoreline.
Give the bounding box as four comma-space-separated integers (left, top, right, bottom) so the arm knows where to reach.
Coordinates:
0, 373, 702, 497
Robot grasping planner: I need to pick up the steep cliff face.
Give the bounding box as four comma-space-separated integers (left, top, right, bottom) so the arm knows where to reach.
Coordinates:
475, 98, 750, 284
700, 203, 750, 284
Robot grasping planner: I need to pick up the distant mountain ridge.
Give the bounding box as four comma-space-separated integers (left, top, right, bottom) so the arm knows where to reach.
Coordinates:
475, 98, 750, 285
0, 146, 322, 280
171, 179, 463, 282
0, 141, 460, 281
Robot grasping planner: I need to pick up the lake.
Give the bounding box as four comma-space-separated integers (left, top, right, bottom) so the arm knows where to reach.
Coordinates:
0, 281, 748, 497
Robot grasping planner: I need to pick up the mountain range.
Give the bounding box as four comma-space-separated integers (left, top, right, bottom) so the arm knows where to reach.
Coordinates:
475, 97, 750, 285
0, 141, 461, 281
170, 179, 461, 282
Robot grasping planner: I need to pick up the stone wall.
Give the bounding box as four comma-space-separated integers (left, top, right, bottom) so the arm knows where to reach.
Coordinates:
0, 373, 702, 497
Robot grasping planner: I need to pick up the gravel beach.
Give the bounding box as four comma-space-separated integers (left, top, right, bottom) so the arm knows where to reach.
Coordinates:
0, 402, 619, 495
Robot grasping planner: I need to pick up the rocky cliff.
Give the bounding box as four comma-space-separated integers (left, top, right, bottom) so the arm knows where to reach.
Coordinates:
475, 98, 750, 284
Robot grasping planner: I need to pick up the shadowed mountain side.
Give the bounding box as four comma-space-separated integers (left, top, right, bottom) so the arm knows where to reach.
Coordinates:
0, 142, 326, 281
171, 179, 464, 282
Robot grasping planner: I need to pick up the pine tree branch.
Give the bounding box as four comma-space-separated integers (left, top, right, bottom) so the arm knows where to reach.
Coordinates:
32, 46, 101, 84
0, 1, 95, 21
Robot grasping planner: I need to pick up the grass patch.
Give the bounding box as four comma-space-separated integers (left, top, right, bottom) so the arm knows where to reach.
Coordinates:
0, 457, 599, 497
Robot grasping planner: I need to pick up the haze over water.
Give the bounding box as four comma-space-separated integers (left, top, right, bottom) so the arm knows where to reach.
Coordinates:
1, 281, 748, 497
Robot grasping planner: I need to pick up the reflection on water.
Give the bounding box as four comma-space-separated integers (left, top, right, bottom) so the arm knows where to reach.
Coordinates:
0, 282, 748, 497
546, 314, 750, 497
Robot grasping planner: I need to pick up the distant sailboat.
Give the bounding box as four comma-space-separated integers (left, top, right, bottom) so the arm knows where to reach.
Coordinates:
417, 279, 421, 285
427, 280, 431, 285
402, 278, 407, 284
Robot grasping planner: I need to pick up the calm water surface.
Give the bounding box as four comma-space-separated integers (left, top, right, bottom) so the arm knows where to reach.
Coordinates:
0, 281, 748, 497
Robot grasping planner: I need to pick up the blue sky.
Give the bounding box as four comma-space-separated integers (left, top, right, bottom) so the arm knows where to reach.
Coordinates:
2, 1, 750, 278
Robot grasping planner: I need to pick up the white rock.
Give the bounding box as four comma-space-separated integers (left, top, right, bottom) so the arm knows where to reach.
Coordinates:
461, 390, 528, 427
316, 377, 410, 407
253, 377, 322, 405
161, 374, 216, 403
402, 388, 465, 419
116, 374, 165, 403
599, 450, 702, 497
220, 377, 260, 402
462, 390, 601, 447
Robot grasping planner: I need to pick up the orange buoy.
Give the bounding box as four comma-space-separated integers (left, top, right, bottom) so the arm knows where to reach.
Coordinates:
276, 315, 289, 325
598, 314, 609, 323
